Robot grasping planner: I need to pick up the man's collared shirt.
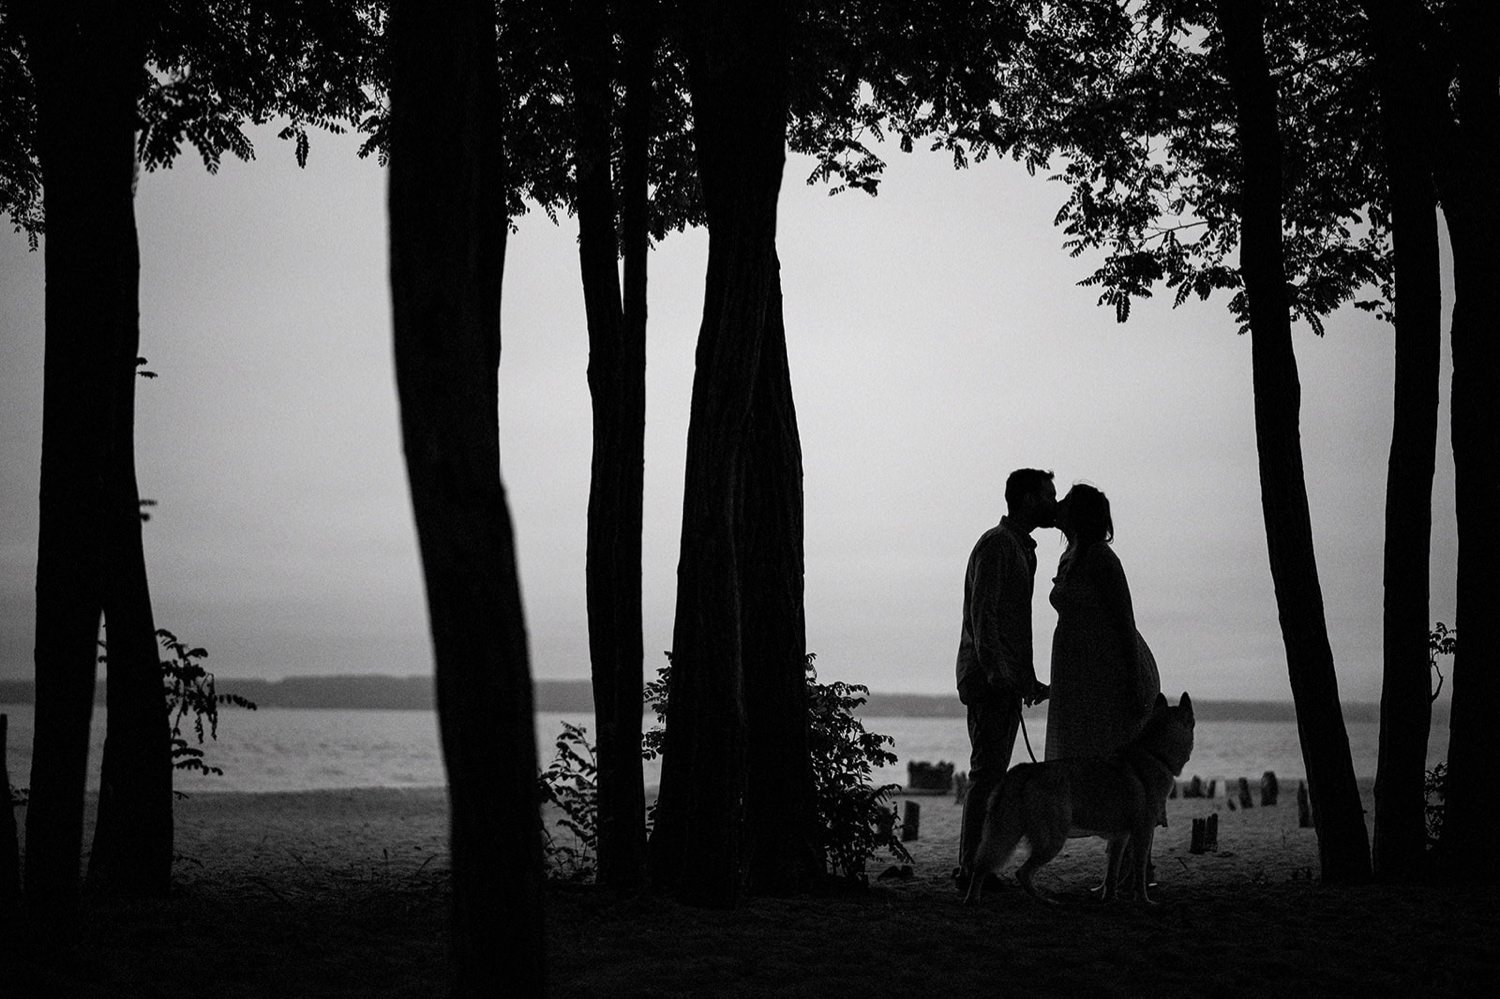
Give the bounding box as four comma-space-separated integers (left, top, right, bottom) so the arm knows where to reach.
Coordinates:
956, 516, 1038, 698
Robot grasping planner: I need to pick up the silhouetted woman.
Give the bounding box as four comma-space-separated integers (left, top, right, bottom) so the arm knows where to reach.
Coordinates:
1044, 483, 1161, 761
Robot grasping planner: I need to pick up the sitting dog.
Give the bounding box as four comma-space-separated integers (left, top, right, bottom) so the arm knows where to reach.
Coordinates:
963, 692, 1195, 905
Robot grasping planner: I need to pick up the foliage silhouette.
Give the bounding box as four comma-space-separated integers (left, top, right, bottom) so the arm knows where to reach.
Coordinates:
0, 0, 384, 243
537, 721, 599, 882
540, 652, 912, 884
12, 628, 256, 806
154, 629, 256, 790
649, 653, 911, 884
1424, 623, 1455, 851
1428, 622, 1454, 703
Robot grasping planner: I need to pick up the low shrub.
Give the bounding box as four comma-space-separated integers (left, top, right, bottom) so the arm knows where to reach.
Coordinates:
540, 653, 911, 884
536, 721, 599, 882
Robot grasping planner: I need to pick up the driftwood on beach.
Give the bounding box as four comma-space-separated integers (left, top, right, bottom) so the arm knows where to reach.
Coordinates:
1179, 776, 1218, 799
906, 761, 955, 793
1190, 813, 1220, 854
1261, 771, 1280, 806
1178, 772, 1282, 809
901, 801, 921, 841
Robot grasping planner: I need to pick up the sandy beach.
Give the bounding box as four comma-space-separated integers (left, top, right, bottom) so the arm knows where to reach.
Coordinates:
6, 779, 1497, 997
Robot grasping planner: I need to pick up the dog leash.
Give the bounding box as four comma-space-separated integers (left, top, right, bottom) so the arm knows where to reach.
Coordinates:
1018, 703, 1039, 763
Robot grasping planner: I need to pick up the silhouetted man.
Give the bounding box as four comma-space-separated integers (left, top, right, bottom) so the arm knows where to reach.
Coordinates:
954, 467, 1056, 885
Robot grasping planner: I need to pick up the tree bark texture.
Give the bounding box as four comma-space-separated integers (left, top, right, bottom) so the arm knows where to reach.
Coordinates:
16, 0, 170, 918
650, 0, 818, 905
1364, 0, 1443, 882
388, 2, 545, 991
567, 0, 649, 890
1433, 0, 1500, 884
1217, 0, 1371, 883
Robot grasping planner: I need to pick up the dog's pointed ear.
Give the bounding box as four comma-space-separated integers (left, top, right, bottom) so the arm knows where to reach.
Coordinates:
1154, 692, 1169, 713
1180, 692, 1193, 712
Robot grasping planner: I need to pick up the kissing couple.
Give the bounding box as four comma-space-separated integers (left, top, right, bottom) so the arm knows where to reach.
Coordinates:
953, 468, 1162, 884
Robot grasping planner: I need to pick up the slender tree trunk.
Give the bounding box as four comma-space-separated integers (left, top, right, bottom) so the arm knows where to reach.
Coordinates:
1364, 0, 1442, 882
1434, 0, 1500, 884
16, 0, 154, 923
567, 0, 649, 891
1217, 0, 1371, 884
88, 294, 173, 896
2, 714, 21, 909
650, 0, 817, 906
388, 2, 545, 992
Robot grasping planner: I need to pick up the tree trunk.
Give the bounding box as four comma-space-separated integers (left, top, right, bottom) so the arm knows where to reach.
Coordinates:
1217, 0, 1371, 884
738, 270, 820, 895
15, 0, 155, 923
87, 292, 174, 896
1434, 0, 1500, 884
2, 714, 20, 910
649, 0, 817, 906
1364, 0, 1443, 883
567, 0, 649, 891
387, 2, 545, 992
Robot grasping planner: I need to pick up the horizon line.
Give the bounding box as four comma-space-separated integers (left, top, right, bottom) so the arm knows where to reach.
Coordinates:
0, 672, 1430, 708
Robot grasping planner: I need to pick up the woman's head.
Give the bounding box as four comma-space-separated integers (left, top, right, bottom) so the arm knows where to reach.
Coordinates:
1059, 483, 1113, 546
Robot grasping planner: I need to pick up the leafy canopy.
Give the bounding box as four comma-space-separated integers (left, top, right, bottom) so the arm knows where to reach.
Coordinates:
0, 0, 385, 247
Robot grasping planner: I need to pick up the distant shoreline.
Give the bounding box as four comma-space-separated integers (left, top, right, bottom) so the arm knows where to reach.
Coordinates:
0, 674, 1418, 723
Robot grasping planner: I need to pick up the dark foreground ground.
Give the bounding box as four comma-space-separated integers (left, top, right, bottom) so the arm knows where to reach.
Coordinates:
4, 787, 1496, 997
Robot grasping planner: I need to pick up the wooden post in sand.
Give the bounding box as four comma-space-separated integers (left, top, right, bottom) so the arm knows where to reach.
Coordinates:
1297, 781, 1314, 828
1261, 771, 1280, 806
1237, 777, 1255, 809
1, 714, 18, 909
1190, 813, 1219, 854
901, 800, 921, 842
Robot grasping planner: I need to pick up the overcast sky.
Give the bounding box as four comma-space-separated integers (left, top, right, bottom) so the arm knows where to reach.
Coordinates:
0, 127, 1458, 702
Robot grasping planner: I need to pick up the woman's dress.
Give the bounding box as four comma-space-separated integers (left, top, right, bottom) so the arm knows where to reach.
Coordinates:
1044, 543, 1161, 760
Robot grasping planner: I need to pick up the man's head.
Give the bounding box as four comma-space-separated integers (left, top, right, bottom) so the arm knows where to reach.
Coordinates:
1005, 468, 1058, 529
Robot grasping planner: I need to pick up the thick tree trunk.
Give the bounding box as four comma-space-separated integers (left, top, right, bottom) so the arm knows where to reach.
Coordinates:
16, 0, 157, 922
739, 272, 820, 895
1217, 0, 1371, 884
568, 0, 649, 891
650, 0, 817, 906
1364, 0, 1442, 882
1434, 0, 1500, 884
388, 2, 545, 992
647, 222, 756, 907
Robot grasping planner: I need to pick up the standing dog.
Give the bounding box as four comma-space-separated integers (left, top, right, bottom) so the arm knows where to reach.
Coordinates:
964, 692, 1195, 905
